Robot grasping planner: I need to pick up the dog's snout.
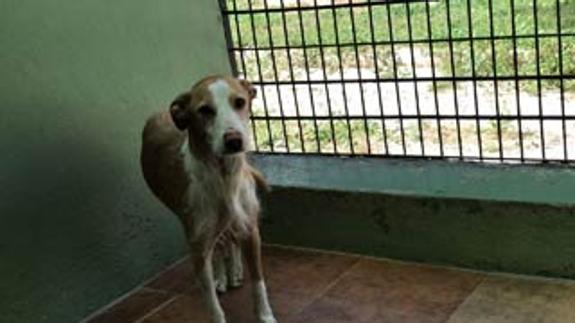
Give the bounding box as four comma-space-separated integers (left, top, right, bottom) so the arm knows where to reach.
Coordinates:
223, 130, 244, 154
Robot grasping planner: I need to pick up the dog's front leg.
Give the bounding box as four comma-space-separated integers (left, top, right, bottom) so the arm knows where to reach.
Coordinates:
243, 226, 277, 323
190, 239, 226, 323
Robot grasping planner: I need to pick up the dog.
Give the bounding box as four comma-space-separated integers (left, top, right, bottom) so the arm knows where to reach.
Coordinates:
140, 75, 277, 323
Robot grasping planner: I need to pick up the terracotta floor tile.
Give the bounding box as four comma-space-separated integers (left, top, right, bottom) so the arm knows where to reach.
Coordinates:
86, 288, 172, 323
292, 258, 484, 323
139, 294, 209, 323
220, 286, 295, 323
140, 290, 293, 323
145, 245, 359, 317
145, 258, 196, 294
261, 245, 360, 314
262, 246, 360, 290
143, 246, 358, 321
84, 247, 575, 323
446, 276, 575, 323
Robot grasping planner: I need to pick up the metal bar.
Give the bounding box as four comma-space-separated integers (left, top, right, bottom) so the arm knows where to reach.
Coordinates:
466, 0, 483, 160
556, 0, 568, 161
238, 0, 272, 151
509, 0, 524, 161
224, 0, 439, 15
446, 0, 463, 158
349, 3, 372, 154
219, 0, 239, 76
406, 2, 425, 155
386, 2, 407, 155
330, 0, 355, 154
368, 0, 390, 154
250, 74, 573, 85
228, 32, 575, 51
225, 0, 259, 151
243, 0, 273, 152
313, 0, 338, 153
425, 0, 444, 157
278, 0, 306, 152
296, 0, 322, 152
251, 115, 575, 121
488, 0, 504, 160
533, 0, 545, 159
259, 0, 290, 152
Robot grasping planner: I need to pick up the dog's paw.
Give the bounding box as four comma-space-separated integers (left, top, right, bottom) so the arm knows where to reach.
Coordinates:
215, 281, 227, 293
229, 272, 243, 288
214, 276, 228, 294
257, 315, 278, 323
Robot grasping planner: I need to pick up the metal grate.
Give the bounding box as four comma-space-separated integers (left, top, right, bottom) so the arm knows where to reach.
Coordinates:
219, 0, 575, 164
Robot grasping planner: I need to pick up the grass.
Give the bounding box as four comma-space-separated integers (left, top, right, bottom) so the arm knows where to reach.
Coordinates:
252, 113, 546, 157
229, 0, 575, 91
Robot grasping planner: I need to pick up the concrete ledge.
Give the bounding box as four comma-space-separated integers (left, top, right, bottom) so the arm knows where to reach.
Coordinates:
252, 154, 575, 278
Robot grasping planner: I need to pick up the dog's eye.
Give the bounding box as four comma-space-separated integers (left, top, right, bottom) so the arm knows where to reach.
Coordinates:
198, 105, 215, 117
234, 98, 246, 110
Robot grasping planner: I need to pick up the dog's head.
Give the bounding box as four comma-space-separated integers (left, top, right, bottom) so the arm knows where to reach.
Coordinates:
169, 76, 257, 156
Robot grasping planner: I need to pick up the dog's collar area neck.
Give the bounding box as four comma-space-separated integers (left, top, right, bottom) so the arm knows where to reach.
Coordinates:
216, 155, 244, 175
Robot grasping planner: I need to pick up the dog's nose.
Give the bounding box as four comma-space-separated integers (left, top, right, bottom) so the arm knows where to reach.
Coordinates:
223, 130, 244, 154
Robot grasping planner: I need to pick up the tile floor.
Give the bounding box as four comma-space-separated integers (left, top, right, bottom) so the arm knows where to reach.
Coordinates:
84, 245, 575, 323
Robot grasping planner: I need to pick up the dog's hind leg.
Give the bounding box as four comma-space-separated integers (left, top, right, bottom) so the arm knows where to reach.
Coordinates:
227, 239, 243, 288
213, 232, 243, 291
243, 226, 277, 323
212, 244, 228, 293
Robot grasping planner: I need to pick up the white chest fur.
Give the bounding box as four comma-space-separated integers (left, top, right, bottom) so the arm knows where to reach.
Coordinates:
178, 144, 258, 238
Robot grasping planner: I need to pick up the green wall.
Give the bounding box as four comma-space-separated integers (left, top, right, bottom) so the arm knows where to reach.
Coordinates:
254, 155, 575, 279
0, 1, 231, 322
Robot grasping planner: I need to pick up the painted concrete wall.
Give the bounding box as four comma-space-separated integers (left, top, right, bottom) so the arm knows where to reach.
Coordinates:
0, 1, 230, 322
253, 155, 575, 206
254, 155, 575, 279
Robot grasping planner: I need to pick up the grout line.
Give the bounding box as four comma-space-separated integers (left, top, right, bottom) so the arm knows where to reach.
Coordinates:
313, 258, 362, 297
290, 256, 362, 316
443, 276, 487, 323
80, 256, 189, 322
134, 295, 180, 323
266, 243, 496, 323
263, 242, 362, 260
79, 286, 146, 323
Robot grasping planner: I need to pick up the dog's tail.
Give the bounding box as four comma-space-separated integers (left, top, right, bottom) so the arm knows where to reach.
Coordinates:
249, 166, 271, 193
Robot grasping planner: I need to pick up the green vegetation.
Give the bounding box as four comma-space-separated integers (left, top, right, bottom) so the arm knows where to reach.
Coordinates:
230, 0, 574, 90
252, 115, 543, 156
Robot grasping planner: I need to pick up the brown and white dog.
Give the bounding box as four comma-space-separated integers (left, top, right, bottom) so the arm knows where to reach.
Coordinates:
140, 75, 276, 323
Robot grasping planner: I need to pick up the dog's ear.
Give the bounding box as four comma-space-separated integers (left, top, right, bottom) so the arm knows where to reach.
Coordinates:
239, 79, 257, 100
169, 92, 192, 130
